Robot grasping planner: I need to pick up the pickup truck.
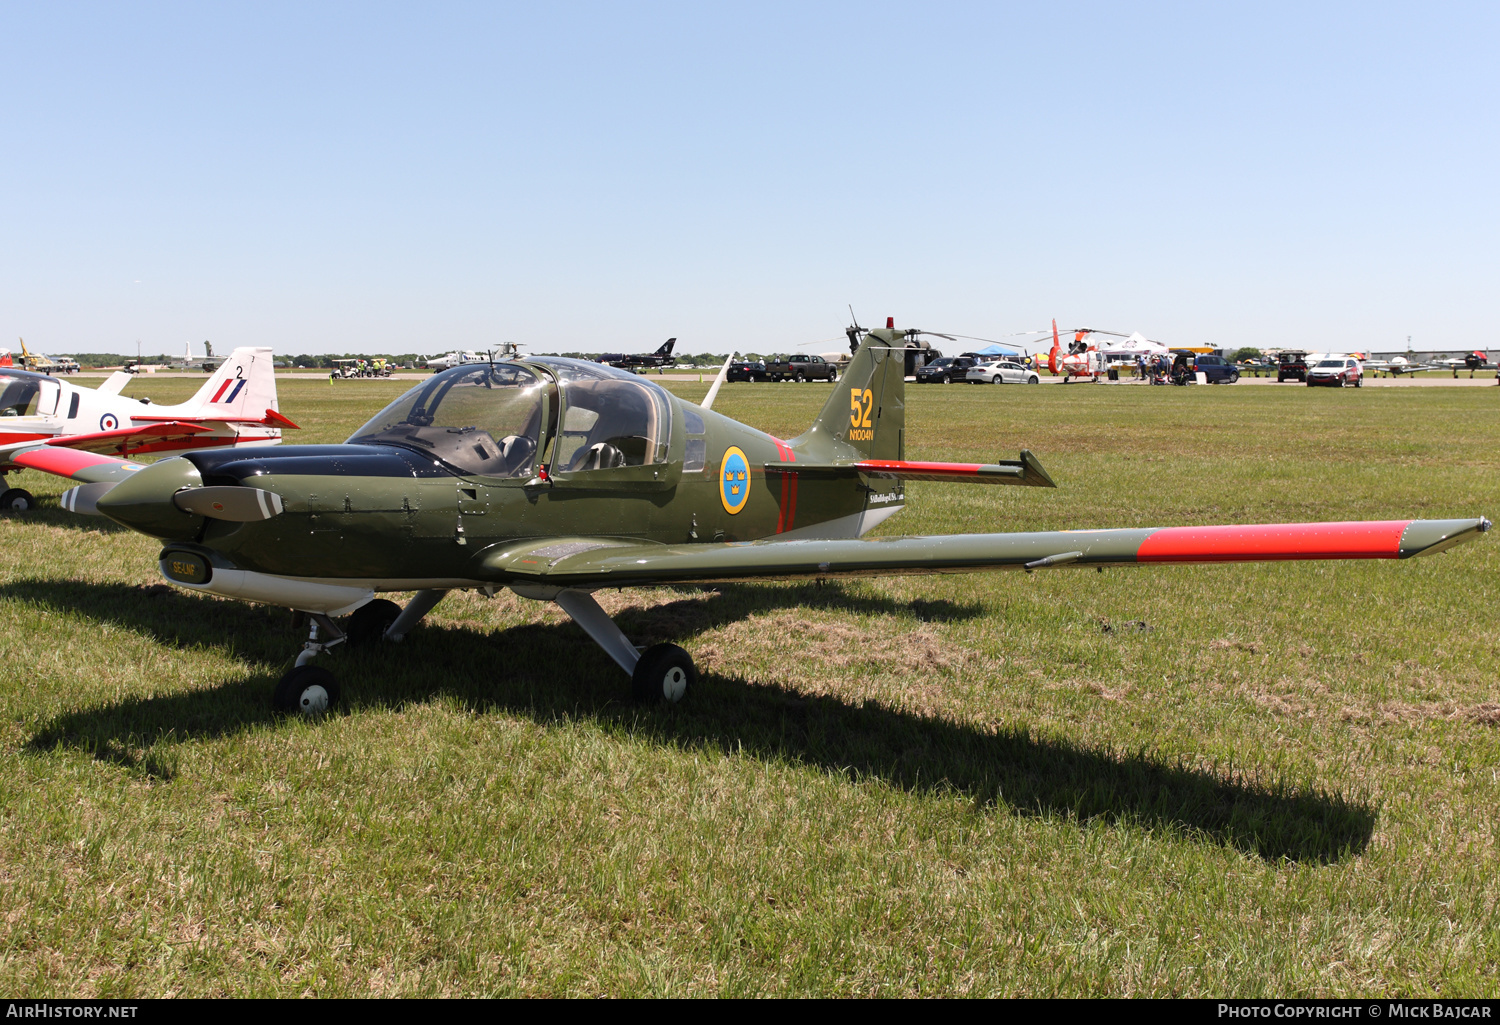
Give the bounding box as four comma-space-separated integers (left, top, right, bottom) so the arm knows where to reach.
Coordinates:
762, 353, 840, 382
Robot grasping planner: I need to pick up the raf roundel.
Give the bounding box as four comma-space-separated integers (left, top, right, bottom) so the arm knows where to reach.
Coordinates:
719, 446, 751, 515
99, 413, 119, 431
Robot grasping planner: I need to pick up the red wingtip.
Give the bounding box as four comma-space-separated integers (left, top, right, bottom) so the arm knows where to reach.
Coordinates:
262, 408, 300, 429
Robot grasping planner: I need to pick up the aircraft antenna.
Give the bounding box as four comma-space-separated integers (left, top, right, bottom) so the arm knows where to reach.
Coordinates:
701, 353, 734, 411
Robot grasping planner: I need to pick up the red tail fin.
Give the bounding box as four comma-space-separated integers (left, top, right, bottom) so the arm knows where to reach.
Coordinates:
1048, 319, 1060, 375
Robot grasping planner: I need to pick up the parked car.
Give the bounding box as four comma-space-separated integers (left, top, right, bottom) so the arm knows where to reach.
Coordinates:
725, 360, 767, 383
1276, 351, 1311, 383
914, 355, 980, 384
1306, 357, 1362, 388
762, 353, 839, 382
1170, 352, 1240, 385
965, 360, 1042, 385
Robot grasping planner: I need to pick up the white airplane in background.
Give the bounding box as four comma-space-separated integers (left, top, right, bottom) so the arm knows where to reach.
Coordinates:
0, 347, 296, 511
1362, 355, 1430, 377
424, 351, 486, 371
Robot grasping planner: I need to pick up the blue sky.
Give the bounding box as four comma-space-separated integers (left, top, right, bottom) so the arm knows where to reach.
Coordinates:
1, 2, 1495, 356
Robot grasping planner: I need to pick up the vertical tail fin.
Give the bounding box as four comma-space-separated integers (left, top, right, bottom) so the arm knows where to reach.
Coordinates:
1048, 319, 1060, 375
182, 347, 280, 420
790, 328, 905, 461
658, 337, 676, 356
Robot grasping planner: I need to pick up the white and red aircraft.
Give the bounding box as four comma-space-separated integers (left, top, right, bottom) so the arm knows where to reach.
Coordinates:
0, 347, 295, 511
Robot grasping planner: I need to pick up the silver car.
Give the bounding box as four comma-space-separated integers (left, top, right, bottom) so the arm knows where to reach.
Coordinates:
965, 360, 1041, 385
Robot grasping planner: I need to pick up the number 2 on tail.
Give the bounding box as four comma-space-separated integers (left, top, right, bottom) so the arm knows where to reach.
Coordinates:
848, 388, 873, 429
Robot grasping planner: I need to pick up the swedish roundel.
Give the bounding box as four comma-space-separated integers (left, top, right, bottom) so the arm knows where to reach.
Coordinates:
719, 446, 750, 515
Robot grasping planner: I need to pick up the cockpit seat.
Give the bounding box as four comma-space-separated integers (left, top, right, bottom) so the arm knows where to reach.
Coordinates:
570, 442, 627, 471
497, 435, 536, 476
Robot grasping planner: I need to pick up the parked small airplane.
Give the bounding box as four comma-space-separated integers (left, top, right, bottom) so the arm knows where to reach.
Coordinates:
0, 347, 295, 510
32, 321, 1487, 717
0, 339, 77, 375
424, 351, 487, 372
1430, 351, 1492, 377
597, 338, 676, 372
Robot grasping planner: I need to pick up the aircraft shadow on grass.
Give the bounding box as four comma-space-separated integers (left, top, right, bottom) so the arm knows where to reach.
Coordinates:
4, 504, 135, 535
12, 579, 1374, 865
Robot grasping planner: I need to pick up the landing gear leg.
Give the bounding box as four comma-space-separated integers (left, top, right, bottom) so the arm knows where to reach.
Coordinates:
273, 615, 346, 714
384, 589, 448, 642
550, 588, 695, 704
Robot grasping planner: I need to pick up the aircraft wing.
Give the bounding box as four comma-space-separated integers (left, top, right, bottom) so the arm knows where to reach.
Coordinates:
42, 410, 297, 456
4, 444, 143, 484
131, 409, 299, 428
43, 421, 216, 455
480, 518, 1489, 589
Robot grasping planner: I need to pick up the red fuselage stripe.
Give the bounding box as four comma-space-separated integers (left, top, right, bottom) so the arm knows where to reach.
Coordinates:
771, 440, 797, 532
1136, 521, 1412, 562
854, 460, 986, 475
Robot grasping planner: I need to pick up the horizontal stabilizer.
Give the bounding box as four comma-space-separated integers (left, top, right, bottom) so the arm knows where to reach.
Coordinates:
479, 518, 1489, 588
132, 407, 299, 429
764, 449, 1057, 487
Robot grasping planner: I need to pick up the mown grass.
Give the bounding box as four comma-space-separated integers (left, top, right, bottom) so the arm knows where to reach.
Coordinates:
0, 376, 1496, 996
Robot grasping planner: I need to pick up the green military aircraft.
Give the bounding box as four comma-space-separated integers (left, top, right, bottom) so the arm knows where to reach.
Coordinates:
31, 325, 1488, 716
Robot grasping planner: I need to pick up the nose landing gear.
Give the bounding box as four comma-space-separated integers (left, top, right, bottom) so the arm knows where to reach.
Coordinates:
273, 613, 348, 715
272, 590, 451, 716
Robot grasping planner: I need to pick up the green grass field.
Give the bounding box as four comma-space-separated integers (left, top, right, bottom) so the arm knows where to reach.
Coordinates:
0, 376, 1496, 996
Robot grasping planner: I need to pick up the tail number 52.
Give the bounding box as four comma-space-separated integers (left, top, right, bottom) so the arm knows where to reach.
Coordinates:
849, 388, 874, 429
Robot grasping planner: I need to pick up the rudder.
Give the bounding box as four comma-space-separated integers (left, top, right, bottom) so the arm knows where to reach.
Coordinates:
789, 329, 905, 461
185, 347, 279, 418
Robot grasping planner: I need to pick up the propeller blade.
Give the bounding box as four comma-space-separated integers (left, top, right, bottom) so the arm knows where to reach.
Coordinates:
59, 481, 117, 516
174, 486, 285, 521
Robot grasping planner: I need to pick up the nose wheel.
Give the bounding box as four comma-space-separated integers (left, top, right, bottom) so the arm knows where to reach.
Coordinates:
273, 664, 340, 715
272, 592, 451, 716
0, 488, 35, 511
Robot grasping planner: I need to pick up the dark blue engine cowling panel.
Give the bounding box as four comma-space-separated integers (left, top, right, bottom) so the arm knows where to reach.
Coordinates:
185, 444, 453, 483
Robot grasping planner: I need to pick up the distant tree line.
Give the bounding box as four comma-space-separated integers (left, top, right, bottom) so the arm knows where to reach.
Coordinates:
51, 350, 766, 370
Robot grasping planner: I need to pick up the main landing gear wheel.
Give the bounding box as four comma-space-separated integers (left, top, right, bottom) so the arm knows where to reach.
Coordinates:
347, 598, 401, 647
274, 665, 340, 716
632, 643, 697, 704
0, 488, 35, 511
